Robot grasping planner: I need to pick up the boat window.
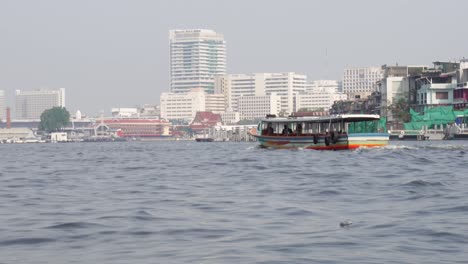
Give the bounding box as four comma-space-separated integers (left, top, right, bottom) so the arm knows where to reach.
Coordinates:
347, 120, 379, 133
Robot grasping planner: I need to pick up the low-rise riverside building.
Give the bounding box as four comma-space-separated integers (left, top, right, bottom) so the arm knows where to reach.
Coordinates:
215, 72, 307, 115
297, 80, 347, 111
221, 109, 240, 124
160, 89, 206, 121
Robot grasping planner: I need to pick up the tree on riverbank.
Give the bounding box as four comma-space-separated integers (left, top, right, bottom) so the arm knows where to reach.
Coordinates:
387, 97, 411, 123
39, 107, 70, 132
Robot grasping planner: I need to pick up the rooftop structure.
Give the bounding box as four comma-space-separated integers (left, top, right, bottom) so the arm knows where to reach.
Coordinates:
190, 111, 223, 133
0, 90, 5, 121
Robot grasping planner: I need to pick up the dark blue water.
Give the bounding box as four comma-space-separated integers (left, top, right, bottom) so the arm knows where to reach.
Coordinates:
1, 141, 468, 263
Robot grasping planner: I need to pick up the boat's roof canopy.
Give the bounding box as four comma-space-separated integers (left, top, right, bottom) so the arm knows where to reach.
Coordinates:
260, 114, 381, 123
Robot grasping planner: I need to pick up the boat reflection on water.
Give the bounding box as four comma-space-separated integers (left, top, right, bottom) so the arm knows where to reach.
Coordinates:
195, 137, 214, 142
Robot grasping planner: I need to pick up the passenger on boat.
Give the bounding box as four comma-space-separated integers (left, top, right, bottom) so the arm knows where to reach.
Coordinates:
295, 124, 302, 135
282, 125, 293, 136
267, 123, 274, 135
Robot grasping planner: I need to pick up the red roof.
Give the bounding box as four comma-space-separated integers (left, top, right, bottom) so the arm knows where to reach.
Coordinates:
104, 118, 170, 124
190, 112, 222, 130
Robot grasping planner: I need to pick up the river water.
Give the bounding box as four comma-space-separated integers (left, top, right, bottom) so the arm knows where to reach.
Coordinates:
1, 141, 467, 263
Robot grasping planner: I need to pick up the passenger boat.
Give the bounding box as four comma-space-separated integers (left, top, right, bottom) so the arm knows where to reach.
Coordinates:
248, 114, 389, 150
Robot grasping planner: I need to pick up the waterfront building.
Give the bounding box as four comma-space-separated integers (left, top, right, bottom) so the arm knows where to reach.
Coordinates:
15, 88, 65, 120
111, 108, 139, 118
297, 88, 347, 111
264, 72, 307, 114
214, 73, 261, 111
160, 89, 206, 121
417, 78, 456, 106
0, 127, 35, 142
298, 80, 347, 111
104, 118, 172, 138
454, 59, 468, 109
416, 62, 458, 107
0, 90, 5, 121
190, 111, 223, 134
215, 72, 307, 114
342, 67, 383, 98
205, 93, 225, 114
237, 93, 281, 120
170, 29, 226, 94
139, 104, 160, 118
377, 65, 427, 121
306, 80, 341, 93
221, 108, 240, 124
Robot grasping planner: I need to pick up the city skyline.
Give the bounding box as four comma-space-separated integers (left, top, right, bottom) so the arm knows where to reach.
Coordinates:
1, 0, 467, 116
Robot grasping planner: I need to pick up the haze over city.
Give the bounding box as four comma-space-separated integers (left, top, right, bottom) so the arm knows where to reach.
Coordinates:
1, 0, 467, 115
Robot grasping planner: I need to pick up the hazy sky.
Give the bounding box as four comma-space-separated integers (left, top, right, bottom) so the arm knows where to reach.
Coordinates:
1, 0, 467, 116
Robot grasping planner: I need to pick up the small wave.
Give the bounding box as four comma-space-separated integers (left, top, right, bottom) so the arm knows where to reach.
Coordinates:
436, 205, 468, 213
420, 144, 468, 151
406, 228, 468, 243
123, 166, 150, 171
98, 230, 118, 235
46, 222, 104, 230
126, 230, 155, 236
231, 158, 257, 162
252, 165, 268, 170
368, 223, 397, 229
276, 207, 315, 216
212, 162, 228, 166
355, 144, 417, 152
402, 180, 444, 187
0, 237, 55, 246
318, 190, 340, 196
383, 144, 418, 150
133, 214, 157, 221
162, 228, 233, 239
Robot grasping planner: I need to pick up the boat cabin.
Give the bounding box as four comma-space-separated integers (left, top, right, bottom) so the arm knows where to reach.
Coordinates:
258, 114, 383, 137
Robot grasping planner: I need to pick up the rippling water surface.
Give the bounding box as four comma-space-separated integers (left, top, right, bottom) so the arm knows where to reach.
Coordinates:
1, 141, 468, 263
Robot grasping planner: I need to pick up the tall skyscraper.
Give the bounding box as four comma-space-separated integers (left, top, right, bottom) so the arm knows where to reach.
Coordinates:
15, 88, 66, 120
0, 90, 5, 121
170, 29, 226, 94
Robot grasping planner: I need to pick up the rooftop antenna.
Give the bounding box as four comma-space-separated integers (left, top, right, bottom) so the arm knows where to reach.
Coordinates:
100, 110, 105, 138
325, 48, 328, 80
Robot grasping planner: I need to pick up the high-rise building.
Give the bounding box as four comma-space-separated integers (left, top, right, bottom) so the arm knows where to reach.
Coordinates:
170, 29, 226, 94
0, 90, 5, 121
15, 88, 65, 120
215, 72, 307, 114
342, 67, 383, 98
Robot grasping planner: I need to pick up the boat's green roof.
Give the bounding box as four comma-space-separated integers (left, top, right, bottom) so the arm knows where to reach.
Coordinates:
260, 114, 381, 123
